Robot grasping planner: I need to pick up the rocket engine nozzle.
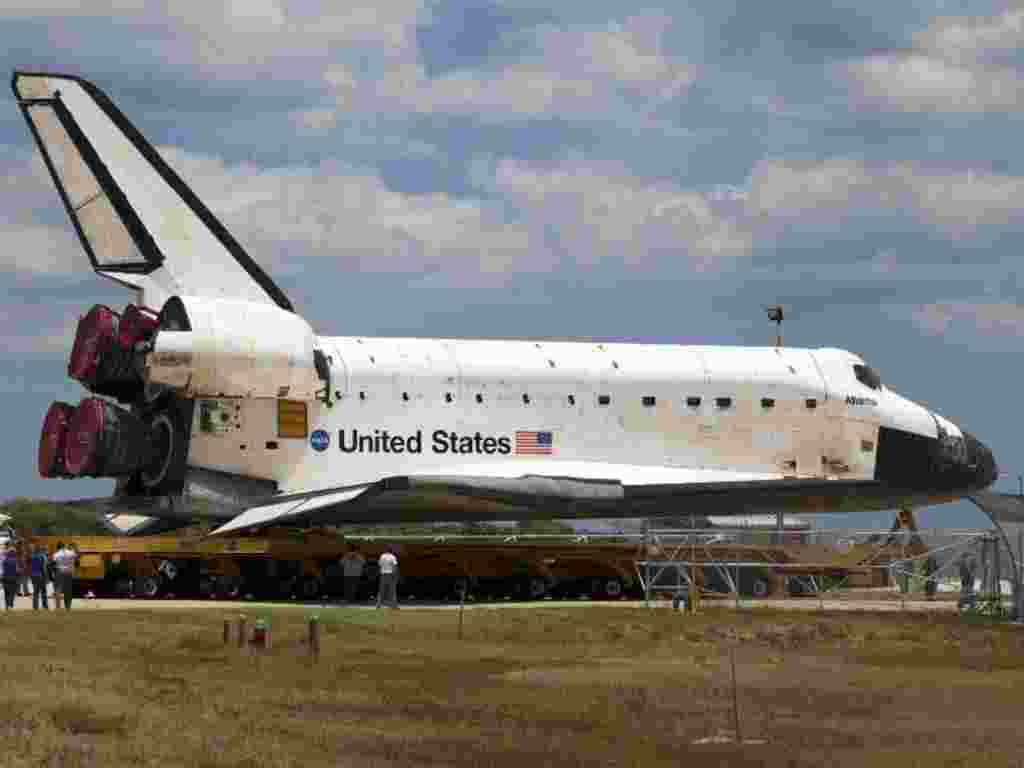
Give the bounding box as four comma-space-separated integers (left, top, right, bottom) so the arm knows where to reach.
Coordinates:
68, 304, 159, 401
38, 401, 75, 478
58, 397, 168, 480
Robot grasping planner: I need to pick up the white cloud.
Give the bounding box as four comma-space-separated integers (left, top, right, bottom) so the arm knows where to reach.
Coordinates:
844, 53, 1024, 113
486, 156, 749, 270
912, 301, 1024, 336
331, 13, 694, 119
288, 107, 338, 134
8, 123, 1023, 288
915, 8, 1024, 61
843, 8, 1024, 113
0, 153, 85, 275
0, 0, 147, 15
155, 146, 540, 277
122, 1, 426, 78
904, 166, 1024, 235
745, 156, 1024, 237
746, 157, 872, 217
0, 225, 82, 275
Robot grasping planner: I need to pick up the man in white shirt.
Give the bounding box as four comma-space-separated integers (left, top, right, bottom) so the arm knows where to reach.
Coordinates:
376, 548, 399, 609
52, 542, 77, 611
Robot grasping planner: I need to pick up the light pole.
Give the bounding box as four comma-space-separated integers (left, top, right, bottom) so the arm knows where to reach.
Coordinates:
765, 305, 784, 348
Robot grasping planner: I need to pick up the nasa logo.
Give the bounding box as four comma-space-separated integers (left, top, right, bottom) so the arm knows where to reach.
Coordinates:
310, 429, 330, 452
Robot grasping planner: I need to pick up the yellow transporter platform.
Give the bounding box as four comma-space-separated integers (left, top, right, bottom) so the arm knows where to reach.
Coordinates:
26, 526, 927, 601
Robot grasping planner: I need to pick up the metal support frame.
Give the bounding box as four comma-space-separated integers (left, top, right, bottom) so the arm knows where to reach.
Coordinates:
635, 527, 994, 608
1018, 530, 1023, 622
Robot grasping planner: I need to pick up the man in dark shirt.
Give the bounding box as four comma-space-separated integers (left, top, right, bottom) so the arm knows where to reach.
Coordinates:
2, 545, 18, 610
30, 545, 48, 610
958, 554, 976, 609
17, 544, 30, 596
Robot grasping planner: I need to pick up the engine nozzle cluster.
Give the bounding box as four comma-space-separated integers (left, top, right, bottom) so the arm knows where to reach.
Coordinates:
39, 397, 169, 479
40, 302, 172, 483
67, 303, 160, 400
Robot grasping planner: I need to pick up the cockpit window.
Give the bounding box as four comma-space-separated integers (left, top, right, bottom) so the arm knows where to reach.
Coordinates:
853, 364, 882, 391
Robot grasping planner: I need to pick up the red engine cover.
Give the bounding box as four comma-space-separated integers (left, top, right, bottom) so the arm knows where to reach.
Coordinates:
63, 397, 106, 476
38, 401, 74, 478
68, 305, 117, 384
117, 304, 160, 348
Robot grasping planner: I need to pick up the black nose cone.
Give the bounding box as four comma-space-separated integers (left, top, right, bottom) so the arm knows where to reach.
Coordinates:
964, 432, 998, 490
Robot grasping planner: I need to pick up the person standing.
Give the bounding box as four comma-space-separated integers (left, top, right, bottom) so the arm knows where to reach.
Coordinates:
376, 548, 399, 609
30, 545, 49, 611
2, 545, 18, 610
17, 544, 30, 597
52, 541, 77, 611
958, 554, 976, 609
923, 555, 938, 600
340, 545, 366, 603
51, 541, 64, 608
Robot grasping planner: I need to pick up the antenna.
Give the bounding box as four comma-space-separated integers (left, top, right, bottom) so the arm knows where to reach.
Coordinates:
765, 305, 784, 348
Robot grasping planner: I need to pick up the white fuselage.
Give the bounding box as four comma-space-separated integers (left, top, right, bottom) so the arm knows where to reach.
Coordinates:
184, 337, 938, 495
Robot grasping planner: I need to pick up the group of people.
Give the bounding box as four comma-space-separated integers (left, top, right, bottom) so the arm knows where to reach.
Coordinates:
0, 541, 78, 611
339, 545, 399, 608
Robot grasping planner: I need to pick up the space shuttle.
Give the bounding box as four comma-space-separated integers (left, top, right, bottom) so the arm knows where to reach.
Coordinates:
13, 72, 998, 537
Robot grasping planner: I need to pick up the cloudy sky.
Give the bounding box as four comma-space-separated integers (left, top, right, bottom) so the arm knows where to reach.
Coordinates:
1, 1, 1021, 529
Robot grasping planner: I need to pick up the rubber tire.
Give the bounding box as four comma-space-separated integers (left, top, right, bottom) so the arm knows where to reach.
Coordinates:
528, 577, 548, 600
751, 578, 770, 598
300, 576, 321, 600
216, 576, 241, 600
199, 577, 216, 599
452, 578, 469, 601
136, 575, 160, 599
603, 578, 623, 599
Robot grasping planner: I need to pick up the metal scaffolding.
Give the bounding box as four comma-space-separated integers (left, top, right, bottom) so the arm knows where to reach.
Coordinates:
635, 524, 1008, 614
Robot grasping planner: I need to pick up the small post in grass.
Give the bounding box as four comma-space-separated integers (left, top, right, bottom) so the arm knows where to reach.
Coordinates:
252, 617, 271, 651
457, 584, 466, 640
734, 564, 741, 611
730, 645, 742, 743
223, 618, 231, 646
308, 615, 320, 660
237, 615, 247, 649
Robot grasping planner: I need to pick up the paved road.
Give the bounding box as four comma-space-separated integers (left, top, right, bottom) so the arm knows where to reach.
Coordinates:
0, 594, 967, 613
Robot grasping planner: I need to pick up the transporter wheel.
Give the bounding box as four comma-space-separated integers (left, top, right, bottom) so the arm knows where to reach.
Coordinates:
277, 578, 298, 601
603, 578, 624, 600
300, 576, 322, 601
215, 576, 242, 600
528, 577, 548, 600
136, 575, 160, 599
198, 576, 216, 599
751, 578, 770, 598
451, 577, 470, 600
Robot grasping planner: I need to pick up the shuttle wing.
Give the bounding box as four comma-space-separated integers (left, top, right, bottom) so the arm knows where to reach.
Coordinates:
208, 464, 883, 537
11, 71, 292, 309
970, 491, 1024, 524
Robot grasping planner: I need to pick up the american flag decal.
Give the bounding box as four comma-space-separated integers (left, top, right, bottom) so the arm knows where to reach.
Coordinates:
515, 430, 554, 455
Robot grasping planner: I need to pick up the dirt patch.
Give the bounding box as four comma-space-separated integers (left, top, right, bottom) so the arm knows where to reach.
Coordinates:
2, 606, 1023, 767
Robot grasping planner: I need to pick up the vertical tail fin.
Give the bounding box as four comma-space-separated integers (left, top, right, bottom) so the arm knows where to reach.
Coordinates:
11, 71, 292, 310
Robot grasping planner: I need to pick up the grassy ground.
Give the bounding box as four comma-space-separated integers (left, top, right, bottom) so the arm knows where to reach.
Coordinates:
2, 606, 1023, 767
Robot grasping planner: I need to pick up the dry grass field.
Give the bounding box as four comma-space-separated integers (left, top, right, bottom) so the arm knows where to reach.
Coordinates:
1, 605, 1023, 767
